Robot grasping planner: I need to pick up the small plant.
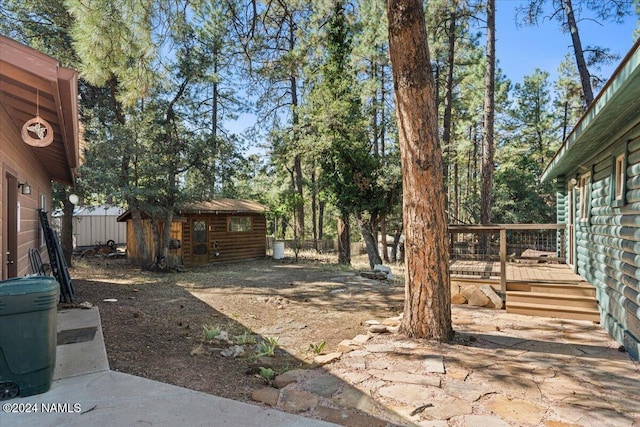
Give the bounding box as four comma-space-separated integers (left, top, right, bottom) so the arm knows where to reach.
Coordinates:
234, 331, 257, 345
202, 324, 222, 341
308, 340, 327, 356
257, 336, 280, 357
258, 367, 276, 383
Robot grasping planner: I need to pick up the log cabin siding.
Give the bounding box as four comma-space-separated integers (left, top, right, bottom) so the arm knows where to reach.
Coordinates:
565, 126, 640, 359
181, 213, 266, 265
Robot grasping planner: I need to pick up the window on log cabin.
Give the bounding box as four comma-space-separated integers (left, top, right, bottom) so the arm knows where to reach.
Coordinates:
579, 171, 591, 221
612, 152, 627, 207
228, 216, 252, 232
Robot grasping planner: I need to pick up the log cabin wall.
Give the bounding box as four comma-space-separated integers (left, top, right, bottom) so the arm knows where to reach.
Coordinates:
566, 122, 640, 360
181, 213, 266, 265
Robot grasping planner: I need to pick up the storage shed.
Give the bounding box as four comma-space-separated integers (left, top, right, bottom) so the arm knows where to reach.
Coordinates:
52, 205, 126, 249
543, 38, 640, 359
118, 199, 268, 266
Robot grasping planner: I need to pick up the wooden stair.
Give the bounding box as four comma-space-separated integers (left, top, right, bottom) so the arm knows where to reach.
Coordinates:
506, 281, 600, 322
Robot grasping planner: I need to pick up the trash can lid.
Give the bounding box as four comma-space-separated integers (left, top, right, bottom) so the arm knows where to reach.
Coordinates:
0, 276, 59, 296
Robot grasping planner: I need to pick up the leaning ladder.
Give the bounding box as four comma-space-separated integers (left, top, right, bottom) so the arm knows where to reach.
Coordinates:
38, 209, 74, 302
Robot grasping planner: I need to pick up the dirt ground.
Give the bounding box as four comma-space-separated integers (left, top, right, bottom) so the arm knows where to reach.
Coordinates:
67, 253, 405, 402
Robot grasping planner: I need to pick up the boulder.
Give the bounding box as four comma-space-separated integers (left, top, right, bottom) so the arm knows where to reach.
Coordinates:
451, 293, 468, 305
467, 288, 490, 307
480, 285, 504, 309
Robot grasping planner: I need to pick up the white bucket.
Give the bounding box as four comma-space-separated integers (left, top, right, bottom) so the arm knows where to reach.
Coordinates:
273, 241, 285, 259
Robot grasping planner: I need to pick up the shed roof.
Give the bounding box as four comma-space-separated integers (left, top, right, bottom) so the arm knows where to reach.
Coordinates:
542, 38, 640, 182
178, 199, 269, 214
0, 35, 79, 185
117, 199, 269, 222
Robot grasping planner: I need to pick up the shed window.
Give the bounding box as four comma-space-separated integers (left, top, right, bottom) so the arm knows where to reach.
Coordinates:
228, 217, 252, 232
612, 153, 626, 206
579, 172, 591, 221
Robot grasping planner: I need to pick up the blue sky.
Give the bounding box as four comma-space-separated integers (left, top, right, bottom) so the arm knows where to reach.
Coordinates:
495, 0, 638, 86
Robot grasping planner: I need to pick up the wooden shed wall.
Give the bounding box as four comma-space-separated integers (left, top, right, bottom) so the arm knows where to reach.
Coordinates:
564, 122, 640, 359
181, 213, 266, 265
125, 219, 182, 266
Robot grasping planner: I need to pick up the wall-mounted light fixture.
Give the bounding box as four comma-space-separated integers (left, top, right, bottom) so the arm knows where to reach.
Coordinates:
568, 177, 578, 188
18, 181, 32, 195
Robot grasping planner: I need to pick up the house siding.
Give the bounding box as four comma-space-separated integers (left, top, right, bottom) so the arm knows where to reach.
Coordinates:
563, 124, 640, 359
1, 104, 52, 278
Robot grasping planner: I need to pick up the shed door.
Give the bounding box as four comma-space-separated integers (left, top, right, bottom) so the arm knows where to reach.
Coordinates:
4, 173, 18, 278
191, 219, 209, 264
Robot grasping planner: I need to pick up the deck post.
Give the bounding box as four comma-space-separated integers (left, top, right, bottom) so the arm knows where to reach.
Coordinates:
500, 228, 507, 293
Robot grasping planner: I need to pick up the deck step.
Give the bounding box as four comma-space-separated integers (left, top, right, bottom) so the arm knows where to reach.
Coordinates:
506, 282, 595, 297
506, 291, 597, 309
506, 301, 600, 322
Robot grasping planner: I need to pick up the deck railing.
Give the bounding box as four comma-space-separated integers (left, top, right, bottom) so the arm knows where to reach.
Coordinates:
448, 224, 566, 292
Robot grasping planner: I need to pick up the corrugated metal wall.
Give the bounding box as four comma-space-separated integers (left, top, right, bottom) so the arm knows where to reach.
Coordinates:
74, 214, 127, 247
569, 128, 640, 359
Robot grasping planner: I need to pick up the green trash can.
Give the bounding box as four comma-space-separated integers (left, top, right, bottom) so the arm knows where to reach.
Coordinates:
0, 276, 59, 400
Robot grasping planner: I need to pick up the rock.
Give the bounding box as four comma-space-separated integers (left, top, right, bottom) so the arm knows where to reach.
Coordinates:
367, 369, 441, 387
378, 384, 439, 407
422, 355, 445, 373
464, 415, 510, 427
485, 396, 547, 425
333, 385, 378, 413
446, 367, 469, 381
273, 369, 307, 389
368, 324, 389, 333
461, 285, 477, 299
364, 343, 396, 353
480, 285, 504, 309
79, 301, 93, 309
361, 271, 388, 280
281, 389, 318, 413
315, 406, 389, 427
382, 316, 401, 326
302, 374, 341, 397
467, 288, 491, 307
352, 334, 371, 344
422, 398, 473, 420
337, 340, 360, 353
220, 345, 244, 358
364, 319, 381, 326
251, 387, 279, 407
451, 293, 468, 304
311, 352, 342, 367
373, 264, 392, 274
444, 380, 491, 402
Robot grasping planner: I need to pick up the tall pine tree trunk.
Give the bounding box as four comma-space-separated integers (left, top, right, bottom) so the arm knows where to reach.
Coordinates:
563, 0, 594, 105
356, 214, 382, 269
61, 197, 74, 267
480, 0, 495, 226
387, 0, 453, 341
337, 214, 351, 265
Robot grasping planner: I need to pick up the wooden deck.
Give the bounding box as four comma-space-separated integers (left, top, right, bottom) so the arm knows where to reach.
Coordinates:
450, 260, 583, 283
450, 261, 598, 321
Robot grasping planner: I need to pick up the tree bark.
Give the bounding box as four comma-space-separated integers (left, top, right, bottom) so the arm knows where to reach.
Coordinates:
480, 0, 495, 226
337, 214, 351, 265
130, 207, 148, 266
387, 0, 453, 341
318, 200, 325, 241
563, 0, 594, 106
356, 214, 382, 269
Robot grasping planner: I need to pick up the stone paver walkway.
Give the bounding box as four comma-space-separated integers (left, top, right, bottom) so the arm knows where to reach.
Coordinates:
252, 305, 640, 426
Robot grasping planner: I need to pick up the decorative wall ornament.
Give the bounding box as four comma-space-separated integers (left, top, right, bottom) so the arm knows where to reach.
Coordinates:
21, 90, 53, 147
